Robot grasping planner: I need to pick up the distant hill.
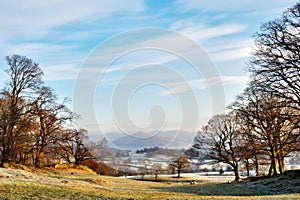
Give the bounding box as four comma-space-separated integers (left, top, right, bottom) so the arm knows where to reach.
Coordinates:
104, 130, 196, 151
104, 131, 125, 141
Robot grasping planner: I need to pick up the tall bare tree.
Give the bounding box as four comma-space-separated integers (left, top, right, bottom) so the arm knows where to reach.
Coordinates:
0, 55, 43, 166
249, 2, 300, 110
58, 128, 94, 165
194, 112, 244, 181
231, 87, 300, 175
30, 86, 74, 167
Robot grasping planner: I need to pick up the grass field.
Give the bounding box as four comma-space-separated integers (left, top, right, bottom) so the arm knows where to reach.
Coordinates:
0, 166, 299, 200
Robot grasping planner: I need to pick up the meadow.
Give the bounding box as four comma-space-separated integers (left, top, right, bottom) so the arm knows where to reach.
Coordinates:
0, 166, 299, 200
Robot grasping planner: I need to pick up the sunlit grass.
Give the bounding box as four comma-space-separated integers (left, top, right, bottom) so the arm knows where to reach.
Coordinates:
0, 169, 299, 199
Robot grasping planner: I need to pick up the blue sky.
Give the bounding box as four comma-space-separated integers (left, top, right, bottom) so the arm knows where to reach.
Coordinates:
0, 0, 297, 138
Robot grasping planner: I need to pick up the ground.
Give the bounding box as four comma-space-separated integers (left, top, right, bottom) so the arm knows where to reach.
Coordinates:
0, 166, 299, 199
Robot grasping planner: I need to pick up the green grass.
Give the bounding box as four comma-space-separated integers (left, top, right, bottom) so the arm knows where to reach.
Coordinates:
0, 168, 299, 199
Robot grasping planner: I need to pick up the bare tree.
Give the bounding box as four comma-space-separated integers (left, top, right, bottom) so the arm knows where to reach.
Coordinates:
194, 112, 244, 181
249, 2, 300, 110
0, 55, 43, 167
225, 3, 300, 177
90, 138, 113, 162
0, 96, 34, 165
59, 129, 94, 165
231, 87, 300, 175
152, 163, 163, 181
139, 159, 150, 180
30, 86, 74, 167
0, 55, 92, 168
184, 147, 199, 159
122, 158, 132, 178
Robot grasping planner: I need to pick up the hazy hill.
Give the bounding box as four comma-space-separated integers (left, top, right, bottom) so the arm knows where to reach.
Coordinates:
105, 130, 196, 150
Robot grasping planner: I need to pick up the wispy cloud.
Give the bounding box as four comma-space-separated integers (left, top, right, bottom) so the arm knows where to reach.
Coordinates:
42, 64, 79, 81
0, 0, 146, 41
172, 22, 246, 41
210, 46, 251, 62
169, 17, 251, 64
160, 75, 249, 95
6, 43, 77, 57
1, 0, 294, 134
203, 37, 253, 62
175, 0, 296, 13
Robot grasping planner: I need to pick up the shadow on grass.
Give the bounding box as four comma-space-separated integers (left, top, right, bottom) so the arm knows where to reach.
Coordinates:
152, 182, 266, 197
152, 175, 300, 197
132, 177, 206, 184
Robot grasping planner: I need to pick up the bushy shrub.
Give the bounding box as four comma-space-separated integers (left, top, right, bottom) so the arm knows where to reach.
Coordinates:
82, 160, 116, 176
82, 160, 98, 171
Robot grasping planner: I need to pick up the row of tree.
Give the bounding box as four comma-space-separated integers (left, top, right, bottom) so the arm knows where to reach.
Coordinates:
193, 2, 300, 181
0, 55, 93, 168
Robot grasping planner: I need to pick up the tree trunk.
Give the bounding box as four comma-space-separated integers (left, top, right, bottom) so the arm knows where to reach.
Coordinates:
270, 150, 279, 176
0, 153, 7, 168
0, 150, 10, 168
35, 151, 44, 168
269, 162, 273, 176
245, 160, 250, 177
277, 152, 285, 174
75, 158, 81, 166
233, 162, 240, 182
254, 153, 260, 176
177, 169, 181, 178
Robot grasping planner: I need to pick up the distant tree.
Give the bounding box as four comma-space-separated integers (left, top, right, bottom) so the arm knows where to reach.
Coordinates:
194, 112, 245, 181
219, 168, 224, 175
169, 156, 190, 178
121, 158, 132, 178
139, 159, 150, 180
152, 163, 163, 181
90, 138, 113, 161
184, 147, 199, 159
97, 137, 109, 149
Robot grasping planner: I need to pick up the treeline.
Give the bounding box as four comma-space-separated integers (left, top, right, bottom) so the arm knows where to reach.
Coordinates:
136, 147, 160, 154
192, 3, 300, 181
0, 55, 93, 168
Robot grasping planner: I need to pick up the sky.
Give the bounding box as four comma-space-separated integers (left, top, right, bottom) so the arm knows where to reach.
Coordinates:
0, 0, 298, 140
